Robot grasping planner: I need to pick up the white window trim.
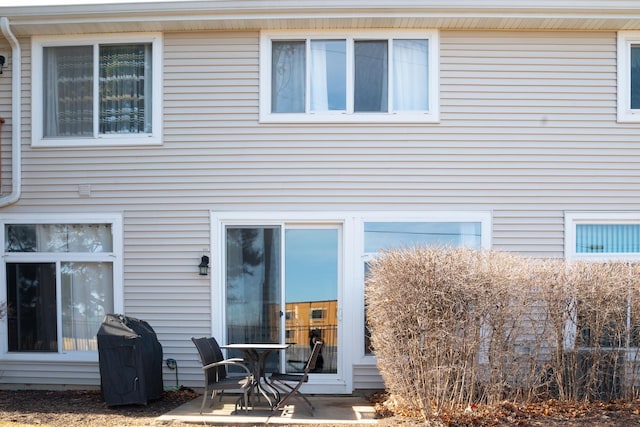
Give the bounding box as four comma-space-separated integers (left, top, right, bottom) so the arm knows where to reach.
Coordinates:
259, 30, 440, 124
0, 213, 124, 362
357, 211, 492, 363
565, 211, 640, 261
618, 32, 640, 123
564, 212, 640, 352
31, 33, 163, 148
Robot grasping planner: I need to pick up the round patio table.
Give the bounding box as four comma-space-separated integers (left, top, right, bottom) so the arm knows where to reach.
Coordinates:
221, 343, 289, 409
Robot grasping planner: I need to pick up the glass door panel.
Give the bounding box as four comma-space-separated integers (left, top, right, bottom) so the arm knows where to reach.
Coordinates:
225, 227, 281, 370
284, 228, 338, 374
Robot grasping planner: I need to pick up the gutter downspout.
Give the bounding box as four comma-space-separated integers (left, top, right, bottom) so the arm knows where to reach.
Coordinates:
0, 17, 21, 208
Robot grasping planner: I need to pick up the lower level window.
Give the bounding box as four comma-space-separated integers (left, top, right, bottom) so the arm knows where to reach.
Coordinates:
362, 217, 488, 355
4, 220, 120, 353
566, 213, 640, 350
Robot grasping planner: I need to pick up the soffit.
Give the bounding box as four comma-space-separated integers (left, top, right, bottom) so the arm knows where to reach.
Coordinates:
4, 1, 640, 35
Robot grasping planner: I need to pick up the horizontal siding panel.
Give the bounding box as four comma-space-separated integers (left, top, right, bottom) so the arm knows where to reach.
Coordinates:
0, 362, 100, 388
493, 210, 565, 256
353, 365, 385, 390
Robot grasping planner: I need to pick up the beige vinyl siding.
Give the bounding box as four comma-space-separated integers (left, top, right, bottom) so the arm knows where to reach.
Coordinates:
2, 29, 640, 391
353, 365, 387, 391
0, 38, 13, 196
1, 361, 101, 388
122, 209, 214, 386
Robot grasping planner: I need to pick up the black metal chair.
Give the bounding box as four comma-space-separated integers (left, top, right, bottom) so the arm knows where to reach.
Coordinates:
268, 340, 323, 414
191, 336, 252, 414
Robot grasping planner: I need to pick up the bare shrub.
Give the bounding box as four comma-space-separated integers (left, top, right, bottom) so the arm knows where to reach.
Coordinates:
366, 247, 640, 421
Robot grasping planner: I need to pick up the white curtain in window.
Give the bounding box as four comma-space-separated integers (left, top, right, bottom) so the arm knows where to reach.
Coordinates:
272, 41, 305, 113
36, 224, 63, 252
43, 46, 93, 137
36, 224, 112, 253
393, 39, 429, 111
61, 262, 113, 351
66, 224, 113, 252
310, 41, 329, 111
99, 44, 152, 134
310, 40, 346, 112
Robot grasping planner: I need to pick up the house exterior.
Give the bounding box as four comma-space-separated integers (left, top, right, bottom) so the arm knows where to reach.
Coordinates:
1, 0, 640, 393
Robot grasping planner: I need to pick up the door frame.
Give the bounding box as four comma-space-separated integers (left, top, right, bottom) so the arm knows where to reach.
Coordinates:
210, 211, 351, 394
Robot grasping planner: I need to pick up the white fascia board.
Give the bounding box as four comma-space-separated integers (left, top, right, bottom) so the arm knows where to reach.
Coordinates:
4, 0, 640, 20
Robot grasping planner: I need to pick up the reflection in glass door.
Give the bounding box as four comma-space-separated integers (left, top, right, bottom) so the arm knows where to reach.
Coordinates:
226, 227, 281, 342
284, 228, 338, 374
224, 224, 339, 375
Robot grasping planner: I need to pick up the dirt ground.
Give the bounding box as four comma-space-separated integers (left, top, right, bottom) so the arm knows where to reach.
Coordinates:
0, 388, 199, 427
2, 389, 640, 426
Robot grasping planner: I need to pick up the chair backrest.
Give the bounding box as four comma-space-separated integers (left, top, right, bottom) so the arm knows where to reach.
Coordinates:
191, 336, 227, 382
304, 340, 324, 374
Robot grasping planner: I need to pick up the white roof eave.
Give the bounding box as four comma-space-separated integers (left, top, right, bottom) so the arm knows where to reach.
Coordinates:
4, 0, 640, 34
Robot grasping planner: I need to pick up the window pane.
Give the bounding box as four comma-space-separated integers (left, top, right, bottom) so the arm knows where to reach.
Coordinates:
7, 263, 58, 352
285, 228, 338, 374
310, 40, 346, 111
354, 40, 388, 112
5, 225, 37, 252
62, 262, 113, 351
632, 46, 640, 110
363, 221, 481, 355
393, 39, 429, 111
6, 224, 112, 253
100, 44, 152, 134
226, 227, 281, 343
576, 224, 640, 253
311, 309, 325, 319
43, 46, 93, 138
364, 222, 481, 252
272, 41, 305, 113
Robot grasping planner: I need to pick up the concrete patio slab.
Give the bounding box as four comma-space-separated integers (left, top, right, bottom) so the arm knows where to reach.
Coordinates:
156, 394, 379, 425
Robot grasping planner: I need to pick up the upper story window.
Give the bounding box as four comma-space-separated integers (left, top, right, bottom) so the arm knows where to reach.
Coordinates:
260, 30, 439, 123
32, 33, 162, 147
617, 32, 640, 123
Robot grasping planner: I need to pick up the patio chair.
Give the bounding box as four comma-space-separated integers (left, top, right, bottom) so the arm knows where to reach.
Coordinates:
191, 336, 252, 414
268, 340, 324, 414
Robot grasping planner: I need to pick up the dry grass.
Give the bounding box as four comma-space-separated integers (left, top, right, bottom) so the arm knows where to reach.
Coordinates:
366, 247, 640, 422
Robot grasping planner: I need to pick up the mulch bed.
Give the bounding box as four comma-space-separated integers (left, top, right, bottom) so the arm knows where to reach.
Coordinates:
0, 387, 199, 426
371, 392, 640, 426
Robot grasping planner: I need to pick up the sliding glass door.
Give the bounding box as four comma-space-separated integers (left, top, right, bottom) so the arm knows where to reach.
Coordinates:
224, 224, 339, 375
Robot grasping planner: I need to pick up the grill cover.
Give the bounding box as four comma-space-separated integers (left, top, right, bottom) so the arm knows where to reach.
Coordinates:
97, 314, 163, 406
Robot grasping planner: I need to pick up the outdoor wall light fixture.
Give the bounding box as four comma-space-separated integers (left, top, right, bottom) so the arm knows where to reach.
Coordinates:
199, 255, 210, 276
0, 56, 5, 74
